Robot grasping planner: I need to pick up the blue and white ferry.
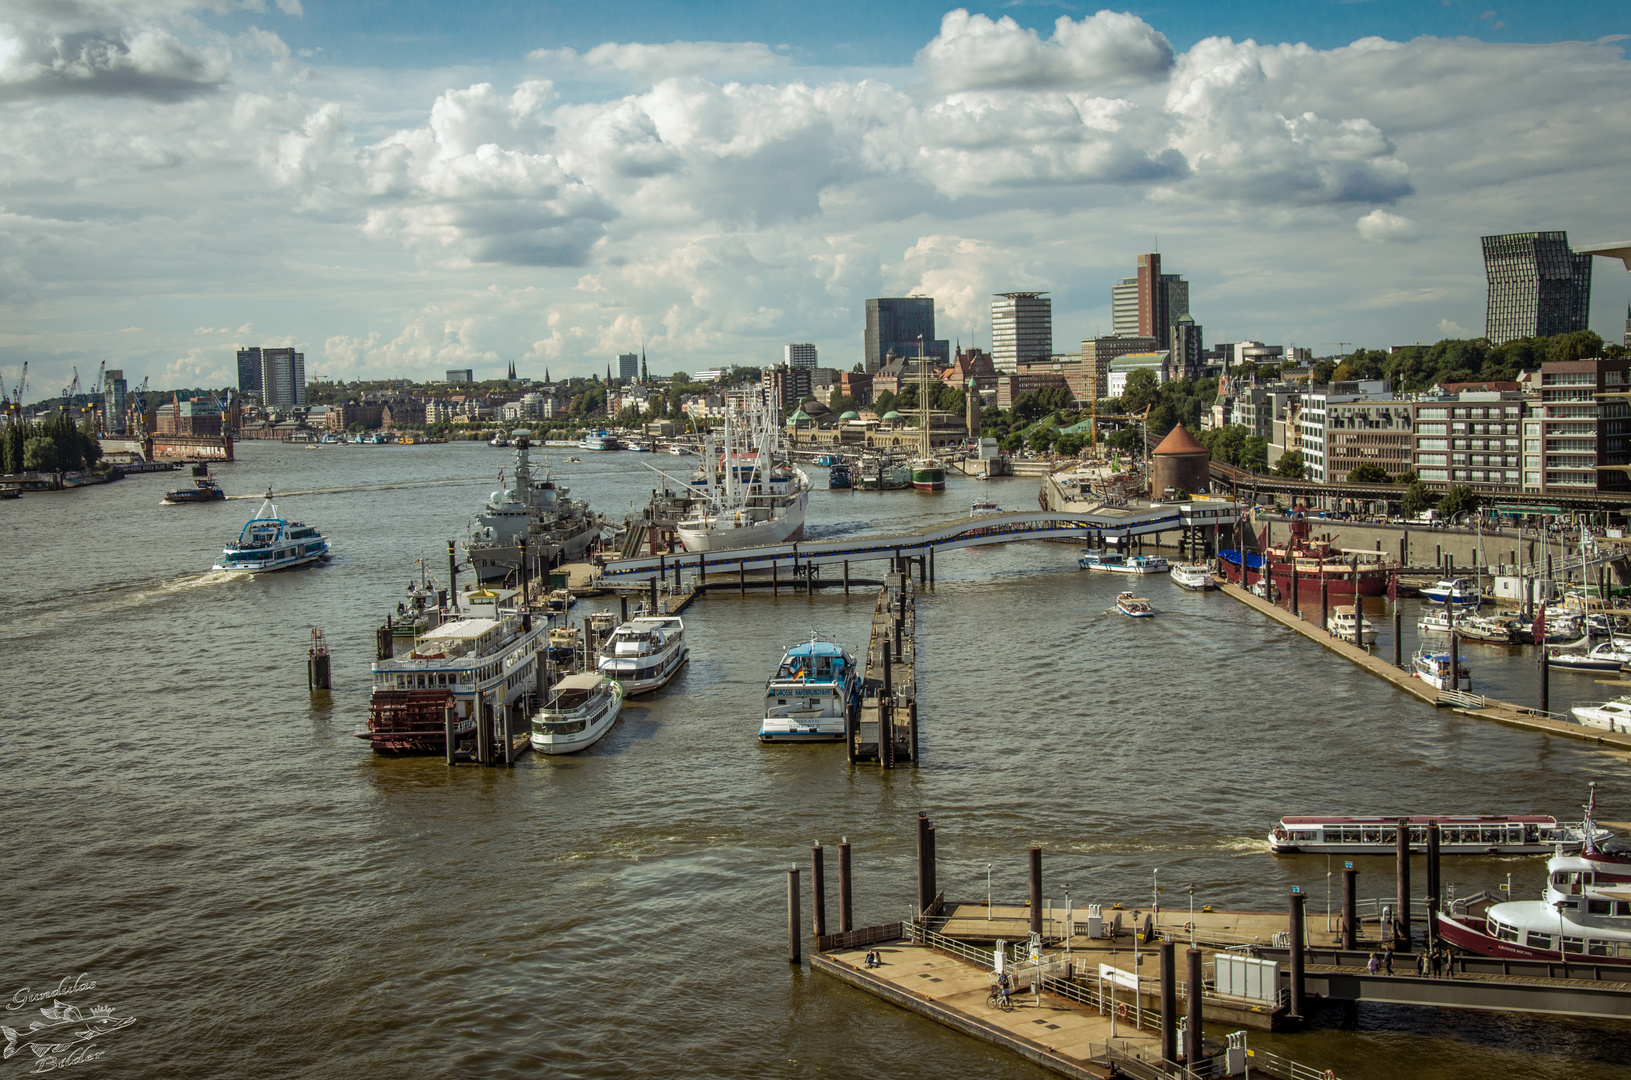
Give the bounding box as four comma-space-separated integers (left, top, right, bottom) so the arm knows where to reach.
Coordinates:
213, 490, 329, 572
1078, 549, 1169, 574
758, 638, 862, 742
578, 430, 621, 451
1420, 577, 1481, 607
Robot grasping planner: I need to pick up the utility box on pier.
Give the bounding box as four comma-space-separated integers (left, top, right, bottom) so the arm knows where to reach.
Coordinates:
1084, 904, 1104, 939
1214, 953, 1279, 1004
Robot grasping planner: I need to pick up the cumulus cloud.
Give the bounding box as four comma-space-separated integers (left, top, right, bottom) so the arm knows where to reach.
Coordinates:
917, 9, 1174, 93
528, 40, 784, 84
1356, 208, 1418, 242
0, 21, 227, 99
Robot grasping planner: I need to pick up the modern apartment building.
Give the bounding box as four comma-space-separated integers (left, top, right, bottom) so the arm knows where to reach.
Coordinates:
1080, 335, 1158, 402
1171, 314, 1203, 381
258, 347, 305, 407
765, 363, 813, 410
785, 343, 818, 370
617, 353, 639, 381
864, 297, 948, 372
1482, 231, 1592, 344
1305, 394, 1409, 483
103, 369, 127, 434
1415, 395, 1526, 491
990, 292, 1052, 374
1522, 358, 1631, 496
445, 369, 474, 383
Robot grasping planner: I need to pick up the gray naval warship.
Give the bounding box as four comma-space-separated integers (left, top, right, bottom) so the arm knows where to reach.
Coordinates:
466, 431, 602, 584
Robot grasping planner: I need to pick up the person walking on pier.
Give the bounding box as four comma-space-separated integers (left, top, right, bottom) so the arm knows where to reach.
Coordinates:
1416, 951, 1428, 977
1383, 946, 1394, 975
1366, 952, 1379, 975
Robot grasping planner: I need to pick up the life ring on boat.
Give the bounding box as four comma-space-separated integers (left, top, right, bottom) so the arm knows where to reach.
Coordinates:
1116, 1003, 1128, 1021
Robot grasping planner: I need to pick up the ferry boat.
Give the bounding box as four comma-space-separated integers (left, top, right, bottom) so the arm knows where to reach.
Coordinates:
813, 453, 842, 467
855, 453, 912, 490
1079, 550, 1169, 574
162, 474, 226, 503
1268, 811, 1610, 856
1436, 787, 1631, 964
357, 588, 546, 754
212, 490, 329, 572
758, 638, 862, 742
1411, 648, 1470, 691
1421, 577, 1482, 607
579, 430, 620, 451
596, 615, 688, 694
828, 463, 852, 490
1218, 513, 1393, 598
1115, 592, 1155, 617
1547, 640, 1631, 673
1168, 563, 1214, 590
676, 406, 810, 551
911, 458, 946, 491
1329, 605, 1378, 646
531, 672, 624, 754
467, 432, 601, 583
971, 497, 1002, 515
1572, 697, 1631, 734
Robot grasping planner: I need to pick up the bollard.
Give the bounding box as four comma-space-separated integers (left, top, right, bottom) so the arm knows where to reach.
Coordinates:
1289, 891, 1306, 1019
1320, 576, 1329, 632
444, 706, 456, 766
1029, 846, 1043, 937
1341, 867, 1358, 950
928, 546, 935, 585
788, 867, 801, 964
1427, 822, 1441, 945
1541, 650, 1550, 715
838, 839, 853, 932
772, 559, 778, 595
1449, 632, 1460, 691
1185, 948, 1203, 1065
812, 843, 826, 940
1395, 819, 1411, 946
620, 595, 628, 623
916, 813, 932, 915
1394, 608, 1403, 669
843, 559, 850, 594
1160, 942, 1177, 1064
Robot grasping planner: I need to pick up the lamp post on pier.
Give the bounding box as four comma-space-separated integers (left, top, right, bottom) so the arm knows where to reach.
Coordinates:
987, 862, 993, 921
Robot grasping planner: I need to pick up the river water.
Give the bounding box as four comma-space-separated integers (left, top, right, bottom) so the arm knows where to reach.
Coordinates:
3, 441, 1628, 1079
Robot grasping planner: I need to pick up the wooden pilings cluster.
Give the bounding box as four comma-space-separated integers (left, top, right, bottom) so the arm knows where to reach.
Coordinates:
307, 627, 331, 692
847, 570, 920, 767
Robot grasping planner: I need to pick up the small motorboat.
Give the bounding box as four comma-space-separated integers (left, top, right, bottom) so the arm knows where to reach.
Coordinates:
1168, 563, 1214, 590
1547, 640, 1631, 673
1418, 610, 1519, 643
532, 672, 625, 754
971, 497, 1002, 515
1572, 697, 1631, 733
1080, 550, 1169, 574
1420, 577, 1481, 607
1115, 591, 1155, 617
546, 625, 580, 665
490, 434, 511, 447
162, 474, 226, 503
1329, 605, 1378, 646
828, 463, 852, 490
1412, 648, 1470, 691
546, 588, 576, 613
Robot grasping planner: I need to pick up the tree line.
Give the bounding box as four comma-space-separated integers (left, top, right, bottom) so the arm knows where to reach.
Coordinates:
2, 412, 104, 474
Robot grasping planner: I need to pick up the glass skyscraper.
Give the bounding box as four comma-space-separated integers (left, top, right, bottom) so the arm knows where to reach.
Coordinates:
864, 298, 948, 372
1482, 231, 1591, 344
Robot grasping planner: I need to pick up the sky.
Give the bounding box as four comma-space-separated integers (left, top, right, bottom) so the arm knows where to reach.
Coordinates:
1, 1, 1628, 400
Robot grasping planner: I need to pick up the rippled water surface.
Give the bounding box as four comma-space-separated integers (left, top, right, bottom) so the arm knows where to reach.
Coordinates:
4, 441, 1629, 1079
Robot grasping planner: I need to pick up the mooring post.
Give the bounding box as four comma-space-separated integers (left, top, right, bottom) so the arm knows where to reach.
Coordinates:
308, 629, 331, 691
1427, 821, 1441, 946
674, 556, 682, 594
894, 613, 902, 656
1449, 632, 1460, 692
739, 560, 745, 595
1395, 818, 1412, 946
1400, 532, 1408, 567
908, 698, 918, 764
843, 559, 850, 594
772, 558, 778, 595
838, 839, 853, 932
812, 843, 826, 940
447, 540, 458, 608
519, 537, 530, 610
788, 866, 801, 964
619, 594, 628, 623
1541, 650, 1551, 715
916, 812, 932, 916
845, 700, 857, 764
883, 639, 892, 700
1029, 846, 1043, 937
1160, 942, 1177, 1065
1291, 563, 1299, 616
1341, 866, 1358, 950
926, 824, 937, 909
805, 559, 814, 595
1289, 891, 1306, 1020
698, 552, 707, 593
649, 576, 658, 612
1184, 947, 1203, 1065
444, 706, 456, 767
928, 546, 935, 585
1394, 608, 1403, 669
1320, 576, 1328, 632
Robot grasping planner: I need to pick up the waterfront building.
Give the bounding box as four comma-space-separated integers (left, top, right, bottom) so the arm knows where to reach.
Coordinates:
785, 343, 818, 370
446, 369, 474, 383
990, 292, 1051, 374
1080, 335, 1157, 403
839, 370, 874, 406
1017, 354, 1089, 403
1520, 357, 1631, 496
1105, 351, 1173, 398
995, 373, 1070, 409
1317, 396, 1412, 482
864, 298, 948, 373
257, 347, 305, 408
103, 369, 127, 435
155, 394, 223, 436
1415, 393, 1526, 492
1171, 314, 1204, 381
1483, 231, 1592, 345
765, 364, 813, 410
691, 368, 728, 383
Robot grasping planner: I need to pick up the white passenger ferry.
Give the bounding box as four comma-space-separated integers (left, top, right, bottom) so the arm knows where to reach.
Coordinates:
213, 490, 329, 572
357, 588, 547, 754
532, 672, 624, 754
1269, 813, 1608, 855
758, 638, 862, 742
597, 615, 688, 694
1078, 550, 1169, 574
1438, 787, 1631, 964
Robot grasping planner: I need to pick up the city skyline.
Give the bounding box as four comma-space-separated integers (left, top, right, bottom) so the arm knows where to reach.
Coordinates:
0, 3, 1627, 400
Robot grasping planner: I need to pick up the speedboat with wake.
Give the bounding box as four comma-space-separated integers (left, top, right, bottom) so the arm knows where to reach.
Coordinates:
1115, 592, 1155, 617
758, 637, 862, 742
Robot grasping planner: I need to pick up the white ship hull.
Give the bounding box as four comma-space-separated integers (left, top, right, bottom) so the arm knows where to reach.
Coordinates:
533, 682, 624, 754
598, 642, 688, 694
676, 491, 808, 552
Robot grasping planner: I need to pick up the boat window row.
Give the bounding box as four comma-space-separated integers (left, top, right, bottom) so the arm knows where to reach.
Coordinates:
386, 672, 469, 689
1492, 917, 1631, 956
1553, 870, 1596, 892
1587, 899, 1631, 917
1313, 824, 1530, 845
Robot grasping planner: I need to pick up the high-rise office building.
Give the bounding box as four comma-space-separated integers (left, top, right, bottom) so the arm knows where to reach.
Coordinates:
1080, 335, 1158, 402
1112, 256, 1189, 342
103, 369, 127, 434
1171, 314, 1204, 381
864, 298, 949, 373
1482, 231, 1592, 345
617, 353, 639, 382
990, 293, 1052, 374
785, 343, 818, 370
446, 369, 474, 383
236, 347, 262, 397
258, 347, 305, 408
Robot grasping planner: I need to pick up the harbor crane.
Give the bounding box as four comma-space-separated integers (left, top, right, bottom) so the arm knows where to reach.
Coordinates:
61, 366, 80, 413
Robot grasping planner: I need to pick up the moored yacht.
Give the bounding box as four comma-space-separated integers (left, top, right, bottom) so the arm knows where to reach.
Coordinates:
1168, 563, 1214, 590
1572, 697, 1631, 734
758, 638, 863, 742
1418, 610, 1518, 643
1329, 605, 1378, 646
1079, 549, 1168, 574
532, 672, 624, 754
1547, 639, 1631, 672
1421, 577, 1482, 607
1412, 648, 1470, 691
212, 490, 329, 572
597, 615, 688, 694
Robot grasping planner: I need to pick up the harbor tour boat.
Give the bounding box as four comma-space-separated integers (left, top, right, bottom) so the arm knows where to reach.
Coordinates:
1546, 639, 1631, 673
162, 473, 226, 503
1412, 648, 1470, 691
466, 431, 601, 584
1572, 697, 1631, 734
1269, 810, 1611, 856
1079, 549, 1169, 574
1420, 577, 1482, 608
578, 429, 620, 451
971, 497, 1003, 515
1115, 592, 1155, 617
531, 672, 625, 754
1218, 512, 1393, 599
596, 615, 688, 694
1436, 787, 1631, 964
758, 637, 863, 742
828, 462, 852, 490
675, 404, 810, 551
212, 490, 329, 572
358, 588, 547, 754
1329, 605, 1378, 646
489, 433, 510, 448
1168, 563, 1215, 591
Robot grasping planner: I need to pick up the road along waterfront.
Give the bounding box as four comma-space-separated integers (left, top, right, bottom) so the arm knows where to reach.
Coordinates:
2, 440, 1628, 1080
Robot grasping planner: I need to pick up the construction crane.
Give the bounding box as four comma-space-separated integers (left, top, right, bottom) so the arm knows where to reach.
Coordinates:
90, 361, 107, 397
131, 376, 151, 437
12, 360, 25, 411
61, 366, 80, 413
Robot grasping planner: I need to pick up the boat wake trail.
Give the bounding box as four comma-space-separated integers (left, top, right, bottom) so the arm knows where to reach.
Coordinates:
225, 476, 485, 499
0, 569, 237, 641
